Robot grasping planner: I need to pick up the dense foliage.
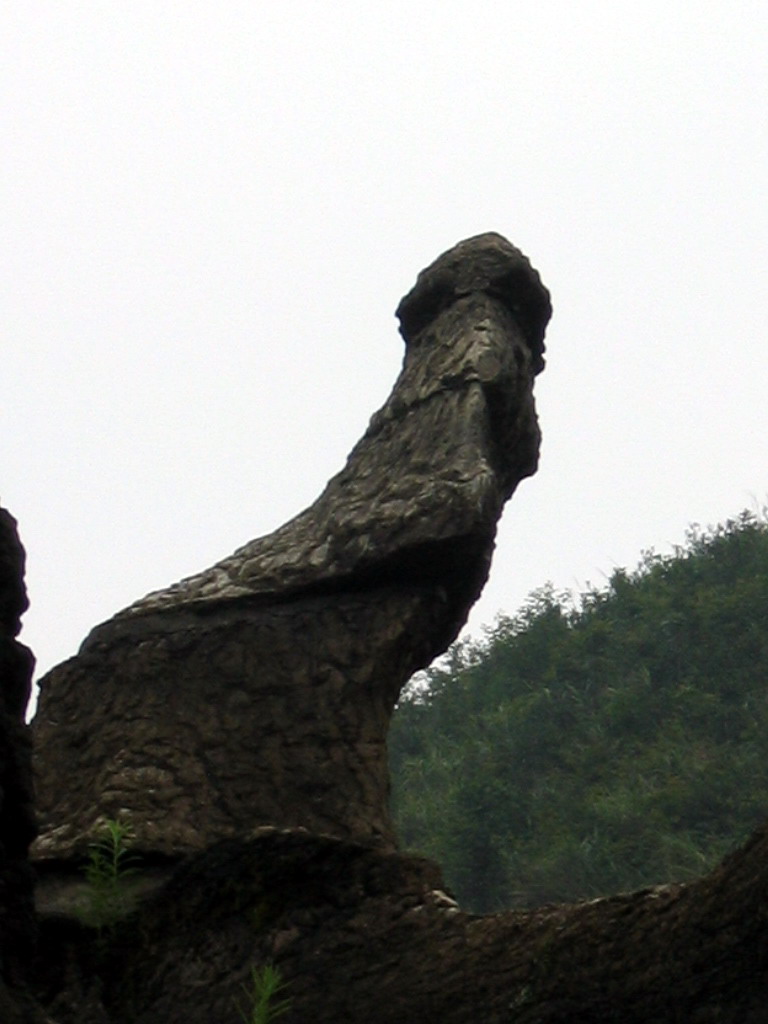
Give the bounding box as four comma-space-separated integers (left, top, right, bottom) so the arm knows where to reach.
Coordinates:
389, 511, 768, 912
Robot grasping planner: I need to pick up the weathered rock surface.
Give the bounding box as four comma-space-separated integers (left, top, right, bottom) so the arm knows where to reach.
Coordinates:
32, 232, 551, 864
34, 824, 768, 1024
21, 237, 768, 1024
0, 507, 44, 1022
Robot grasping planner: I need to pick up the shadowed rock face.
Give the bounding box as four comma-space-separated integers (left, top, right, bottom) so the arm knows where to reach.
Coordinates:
0, 507, 42, 1022
32, 233, 551, 863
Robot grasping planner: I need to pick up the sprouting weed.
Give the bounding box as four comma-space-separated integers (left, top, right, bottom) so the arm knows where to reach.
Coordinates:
237, 963, 292, 1024
79, 818, 138, 936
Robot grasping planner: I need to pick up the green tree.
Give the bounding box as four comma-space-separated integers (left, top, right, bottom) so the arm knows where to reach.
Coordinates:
390, 510, 768, 911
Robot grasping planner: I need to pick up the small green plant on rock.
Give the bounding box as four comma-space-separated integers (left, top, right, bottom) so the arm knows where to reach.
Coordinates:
79, 817, 138, 935
237, 963, 292, 1024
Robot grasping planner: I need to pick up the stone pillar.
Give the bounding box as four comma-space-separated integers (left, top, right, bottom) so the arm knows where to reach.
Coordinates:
32, 234, 551, 864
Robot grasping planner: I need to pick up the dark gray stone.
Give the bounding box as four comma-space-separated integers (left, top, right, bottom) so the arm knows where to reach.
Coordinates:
31, 233, 551, 863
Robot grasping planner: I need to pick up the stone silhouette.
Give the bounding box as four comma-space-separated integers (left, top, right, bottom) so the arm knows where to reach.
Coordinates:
0, 507, 44, 1023
32, 232, 551, 865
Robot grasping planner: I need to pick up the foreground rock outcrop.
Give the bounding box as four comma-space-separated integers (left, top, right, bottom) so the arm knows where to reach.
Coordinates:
36, 825, 768, 1024
32, 232, 550, 865
0, 508, 43, 1023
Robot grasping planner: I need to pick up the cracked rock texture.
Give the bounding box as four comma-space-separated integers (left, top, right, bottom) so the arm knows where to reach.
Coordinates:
22, 238, 768, 1024
31, 232, 551, 864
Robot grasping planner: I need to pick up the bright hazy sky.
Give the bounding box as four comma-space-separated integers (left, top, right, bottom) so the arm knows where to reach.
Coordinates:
3, 3, 767, 691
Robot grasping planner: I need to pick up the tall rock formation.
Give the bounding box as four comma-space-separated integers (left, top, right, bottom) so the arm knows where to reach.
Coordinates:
32, 232, 551, 864
0, 507, 43, 1023
24, 237, 768, 1024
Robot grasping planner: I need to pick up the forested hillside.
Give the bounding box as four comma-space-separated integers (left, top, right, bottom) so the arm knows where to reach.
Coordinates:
389, 511, 768, 913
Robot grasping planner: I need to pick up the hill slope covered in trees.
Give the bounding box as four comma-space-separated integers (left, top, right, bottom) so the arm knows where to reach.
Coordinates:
389, 511, 768, 913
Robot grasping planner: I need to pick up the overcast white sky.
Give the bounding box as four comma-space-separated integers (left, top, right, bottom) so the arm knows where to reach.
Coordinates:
3, 2, 767, 693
